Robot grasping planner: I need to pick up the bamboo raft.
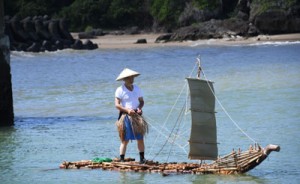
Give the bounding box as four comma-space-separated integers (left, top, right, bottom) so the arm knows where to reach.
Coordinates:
60, 144, 280, 175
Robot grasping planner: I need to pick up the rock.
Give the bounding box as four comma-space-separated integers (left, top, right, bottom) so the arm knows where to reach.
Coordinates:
254, 10, 288, 34
250, 0, 300, 34
5, 15, 99, 52
110, 30, 125, 35
171, 26, 204, 41
21, 17, 39, 42
42, 40, 52, 51
43, 15, 50, 21
135, 39, 147, 44
170, 17, 252, 42
34, 19, 51, 40
221, 18, 249, 36
82, 40, 98, 50
247, 23, 259, 36
72, 39, 83, 50
62, 39, 73, 49
288, 18, 300, 33
26, 42, 41, 52
4, 22, 15, 43
78, 29, 106, 39
236, 11, 249, 21
287, 5, 300, 33
125, 26, 140, 34
178, 2, 222, 27
93, 29, 105, 36
14, 43, 29, 52
48, 19, 62, 41
155, 34, 172, 43
78, 31, 95, 39
55, 40, 64, 50
59, 19, 74, 41
10, 16, 30, 42
170, 19, 224, 41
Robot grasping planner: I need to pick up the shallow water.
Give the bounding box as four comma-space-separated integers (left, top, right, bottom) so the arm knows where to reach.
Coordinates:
1, 42, 300, 183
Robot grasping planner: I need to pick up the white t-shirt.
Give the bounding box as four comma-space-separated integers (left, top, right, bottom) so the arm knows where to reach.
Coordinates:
115, 84, 143, 109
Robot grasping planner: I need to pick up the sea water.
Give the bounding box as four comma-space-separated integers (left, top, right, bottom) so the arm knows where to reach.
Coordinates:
1, 41, 300, 183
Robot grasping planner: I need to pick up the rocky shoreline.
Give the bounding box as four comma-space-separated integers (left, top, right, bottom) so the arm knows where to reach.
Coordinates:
4, 0, 300, 52
72, 32, 299, 50
6, 16, 300, 52
5, 15, 98, 52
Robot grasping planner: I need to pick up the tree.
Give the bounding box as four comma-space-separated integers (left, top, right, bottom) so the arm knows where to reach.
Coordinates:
150, 0, 186, 29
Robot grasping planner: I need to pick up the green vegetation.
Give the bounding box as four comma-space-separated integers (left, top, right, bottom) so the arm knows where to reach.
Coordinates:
252, 0, 298, 14
192, 0, 220, 10
150, 0, 186, 29
59, 0, 108, 31
4, 0, 298, 32
85, 25, 94, 33
4, 0, 67, 18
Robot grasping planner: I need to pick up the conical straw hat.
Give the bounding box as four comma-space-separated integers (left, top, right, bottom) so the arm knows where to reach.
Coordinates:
116, 68, 140, 81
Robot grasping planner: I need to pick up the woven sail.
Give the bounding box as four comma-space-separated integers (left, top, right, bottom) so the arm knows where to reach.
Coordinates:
187, 78, 218, 160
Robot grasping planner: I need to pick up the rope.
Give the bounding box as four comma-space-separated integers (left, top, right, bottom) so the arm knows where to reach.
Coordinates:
166, 103, 186, 162
146, 62, 199, 160
199, 60, 257, 144
146, 81, 188, 158
145, 57, 257, 162
145, 115, 188, 158
147, 112, 188, 161
146, 58, 258, 161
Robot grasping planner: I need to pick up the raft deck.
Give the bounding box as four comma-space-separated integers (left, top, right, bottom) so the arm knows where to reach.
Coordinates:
59, 144, 280, 175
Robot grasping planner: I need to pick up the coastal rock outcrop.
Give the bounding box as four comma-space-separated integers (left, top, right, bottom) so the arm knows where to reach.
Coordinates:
252, 7, 300, 34
5, 16, 98, 52
159, 0, 299, 42
169, 18, 249, 41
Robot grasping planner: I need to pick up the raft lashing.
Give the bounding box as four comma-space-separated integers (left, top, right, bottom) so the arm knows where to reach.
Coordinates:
60, 144, 280, 175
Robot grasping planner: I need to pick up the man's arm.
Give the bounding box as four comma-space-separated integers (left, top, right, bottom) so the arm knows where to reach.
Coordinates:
137, 97, 144, 115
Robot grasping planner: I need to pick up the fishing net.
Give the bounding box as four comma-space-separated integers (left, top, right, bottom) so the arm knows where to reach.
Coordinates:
115, 113, 148, 141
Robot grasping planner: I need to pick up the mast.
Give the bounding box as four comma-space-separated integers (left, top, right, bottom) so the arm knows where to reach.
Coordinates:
187, 61, 218, 160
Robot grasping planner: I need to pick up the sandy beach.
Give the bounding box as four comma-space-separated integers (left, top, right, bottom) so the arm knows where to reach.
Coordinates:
72, 33, 300, 49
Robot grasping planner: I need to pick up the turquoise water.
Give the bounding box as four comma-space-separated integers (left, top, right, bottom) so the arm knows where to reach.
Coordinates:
1, 42, 300, 183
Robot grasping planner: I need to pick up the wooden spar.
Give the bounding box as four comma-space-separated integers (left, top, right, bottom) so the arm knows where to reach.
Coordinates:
59, 145, 280, 175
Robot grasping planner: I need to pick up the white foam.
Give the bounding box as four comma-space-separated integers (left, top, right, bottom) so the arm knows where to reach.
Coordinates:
248, 41, 300, 46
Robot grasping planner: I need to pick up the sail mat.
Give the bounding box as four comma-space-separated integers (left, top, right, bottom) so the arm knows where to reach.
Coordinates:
187, 78, 218, 160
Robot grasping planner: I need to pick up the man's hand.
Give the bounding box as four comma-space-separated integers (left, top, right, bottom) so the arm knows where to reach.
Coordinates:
136, 108, 142, 115
127, 109, 136, 116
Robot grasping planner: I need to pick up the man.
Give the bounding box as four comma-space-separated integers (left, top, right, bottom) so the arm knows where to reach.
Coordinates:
115, 68, 148, 164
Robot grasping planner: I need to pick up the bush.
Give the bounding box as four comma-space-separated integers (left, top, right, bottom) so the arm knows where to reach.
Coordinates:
150, 0, 186, 29
85, 26, 94, 32
192, 0, 220, 10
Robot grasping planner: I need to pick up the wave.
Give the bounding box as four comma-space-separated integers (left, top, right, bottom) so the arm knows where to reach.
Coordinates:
14, 115, 114, 125
10, 49, 84, 58
248, 41, 300, 46
190, 40, 300, 47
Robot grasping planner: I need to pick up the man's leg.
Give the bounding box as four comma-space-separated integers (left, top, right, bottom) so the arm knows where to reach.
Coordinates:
137, 139, 145, 163
120, 140, 129, 162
